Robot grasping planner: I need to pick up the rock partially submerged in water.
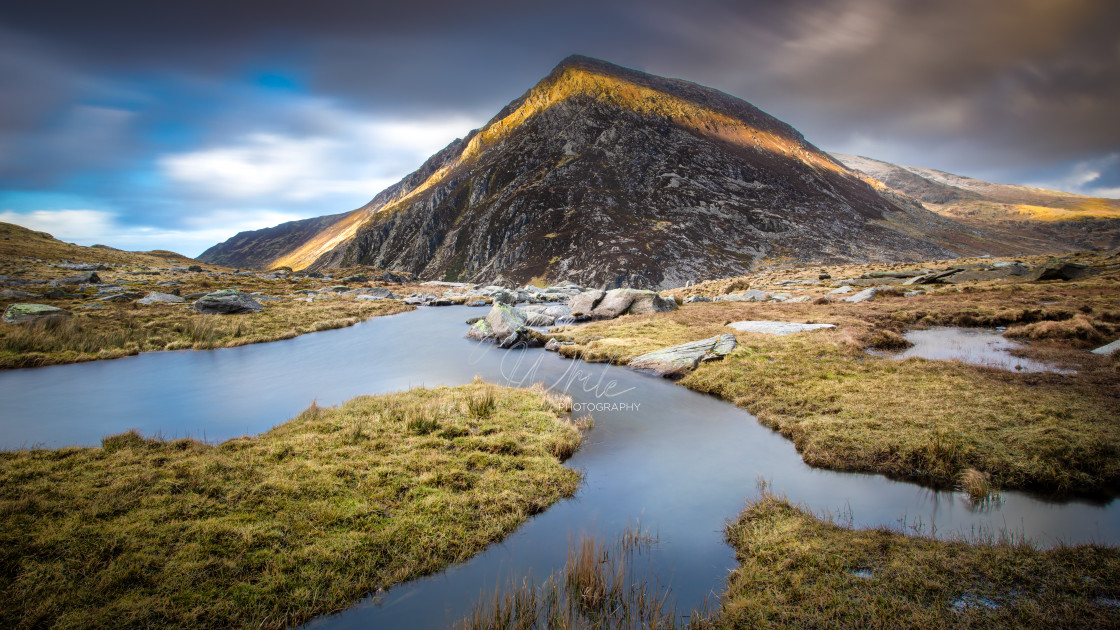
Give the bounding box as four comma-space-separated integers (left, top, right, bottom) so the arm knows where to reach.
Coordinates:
726, 321, 835, 335
628, 333, 737, 378
2, 303, 71, 324
467, 303, 540, 348
193, 289, 263, 314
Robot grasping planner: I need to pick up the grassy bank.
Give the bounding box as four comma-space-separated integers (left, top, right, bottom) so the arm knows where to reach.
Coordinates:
0, 297, 413, 369
697, 492, 1120, 629
548, 273, 1120, 495
0, 381, 587, 629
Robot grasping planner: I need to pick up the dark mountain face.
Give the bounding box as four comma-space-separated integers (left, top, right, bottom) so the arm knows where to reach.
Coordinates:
200, 55, 967, 288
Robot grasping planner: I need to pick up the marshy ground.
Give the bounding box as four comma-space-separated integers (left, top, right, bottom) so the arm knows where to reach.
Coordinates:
0, 381, 586, 629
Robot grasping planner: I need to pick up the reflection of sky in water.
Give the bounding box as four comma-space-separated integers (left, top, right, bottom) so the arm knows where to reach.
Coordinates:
1, 308, 1114, 629
871, 327, 1074, 374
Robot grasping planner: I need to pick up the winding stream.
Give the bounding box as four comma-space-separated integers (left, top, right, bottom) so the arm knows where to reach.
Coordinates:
1, 306, 1116, 628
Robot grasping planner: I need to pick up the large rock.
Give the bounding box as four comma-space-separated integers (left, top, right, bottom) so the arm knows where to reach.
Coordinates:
49, 271, 100, 286
590, 289, 676, 319
137, 291, 186, 305
726, 321, 836, 335
345, 287, 395, 299
717, 289, 771, 302
628, 333, 737, 378
192, 289, 263, 314
569, 289, 605, 315
2, 303, 71, 324
466, 303, 538, 348
1030, 260, 1096, 282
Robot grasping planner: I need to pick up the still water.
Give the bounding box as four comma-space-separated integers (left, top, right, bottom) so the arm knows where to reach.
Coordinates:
1, 306, 1116, 628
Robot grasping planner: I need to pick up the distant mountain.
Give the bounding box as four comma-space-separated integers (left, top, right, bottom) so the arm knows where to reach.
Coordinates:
0, 221, 207, 269
200, 56, 1083, 288
833, 153, 1120, 252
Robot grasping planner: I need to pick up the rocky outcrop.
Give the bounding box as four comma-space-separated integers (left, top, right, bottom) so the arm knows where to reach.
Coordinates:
466, 303, 540, 348
192, 290, 263, 314
2, 303, 71, 324
49, 271, 100, 286
1030, 260, 1096, 282
628, 333, 737, 378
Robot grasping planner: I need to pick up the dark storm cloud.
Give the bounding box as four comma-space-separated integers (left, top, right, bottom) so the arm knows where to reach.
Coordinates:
1, 0, 1117, 230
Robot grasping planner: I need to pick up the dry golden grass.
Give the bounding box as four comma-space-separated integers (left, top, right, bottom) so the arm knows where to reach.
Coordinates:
696, 491, 1120, 629
0, 381, 587, 629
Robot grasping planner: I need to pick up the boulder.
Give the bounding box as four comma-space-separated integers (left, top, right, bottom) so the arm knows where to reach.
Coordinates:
718, 289, 770, 302
521, 310, 555, 326
1030, 260, 1096, 282
628, 333, 737, 378
590, 289, 676, 319
466, 303, 537, 348
2, 303, 71, 324
137, 291, 185, 305
49, 271, 100, 286
0, 289, 36, 298
843, 288, 878, 303
56, 262, 106, 271
827, 286, 854, 295
192, 289, 263, 314
569, 289, 605, 315
726, 321, 835, 335
683, 295, 711, 303
345, 287, 394, 299
491, 289, 516, 305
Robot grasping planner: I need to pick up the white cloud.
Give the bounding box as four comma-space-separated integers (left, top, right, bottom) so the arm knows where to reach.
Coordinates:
158, 105, 481, 203
0, 207, 310, 257
1024, 153, 1120, 198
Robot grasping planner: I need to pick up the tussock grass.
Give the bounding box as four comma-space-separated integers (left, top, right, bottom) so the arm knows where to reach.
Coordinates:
696, 491, 1120, 629
0, 297, 412, 369
548, 281, 1120, 494
0, 382, 586, 629
458, 526, 692, 629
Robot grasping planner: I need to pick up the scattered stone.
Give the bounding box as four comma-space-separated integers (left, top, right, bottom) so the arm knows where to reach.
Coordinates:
683, 295, 711, 303
844, 288, 878, 303
2, 303, 71, 324
192, 289, 263, 314
726, 321, 835, 335
827, 286, 854, 295
904, 290, 926, 298
430, 299, 453, 306
818, 273, 831, 280
55, 262, 106, 271
628, 333, 737, 378
1091, 339, 1120, 356
49, 271, 100, 286
466, 300, 488, 307
717, 289, 770, 302
98, 292, 143, 302
345, 287, 394, 299
860, 269, 928, 279
1030, 260, 1096, 282
0, 289, 36, 298
187, 265, 203, 272
137, 291, 185, 305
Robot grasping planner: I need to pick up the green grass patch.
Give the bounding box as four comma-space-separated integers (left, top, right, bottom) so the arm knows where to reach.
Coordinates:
697, 491, 1120, 629
0, 381, 587, 629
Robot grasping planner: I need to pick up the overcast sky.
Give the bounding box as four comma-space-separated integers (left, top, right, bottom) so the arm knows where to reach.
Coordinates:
1, 0, 1118, 256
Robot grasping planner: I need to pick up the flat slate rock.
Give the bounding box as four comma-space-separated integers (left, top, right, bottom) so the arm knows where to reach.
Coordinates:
137, 291, 185, 305
3, 303, 71, 324
1091, 339, 1120, 356
726, 321, 836, 335
628, 333, 737, 378
193, 290, 263, 314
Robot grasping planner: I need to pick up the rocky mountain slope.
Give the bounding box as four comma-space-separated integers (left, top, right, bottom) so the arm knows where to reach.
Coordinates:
202, 56, 1053, 288
834, 153, 1120, 252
